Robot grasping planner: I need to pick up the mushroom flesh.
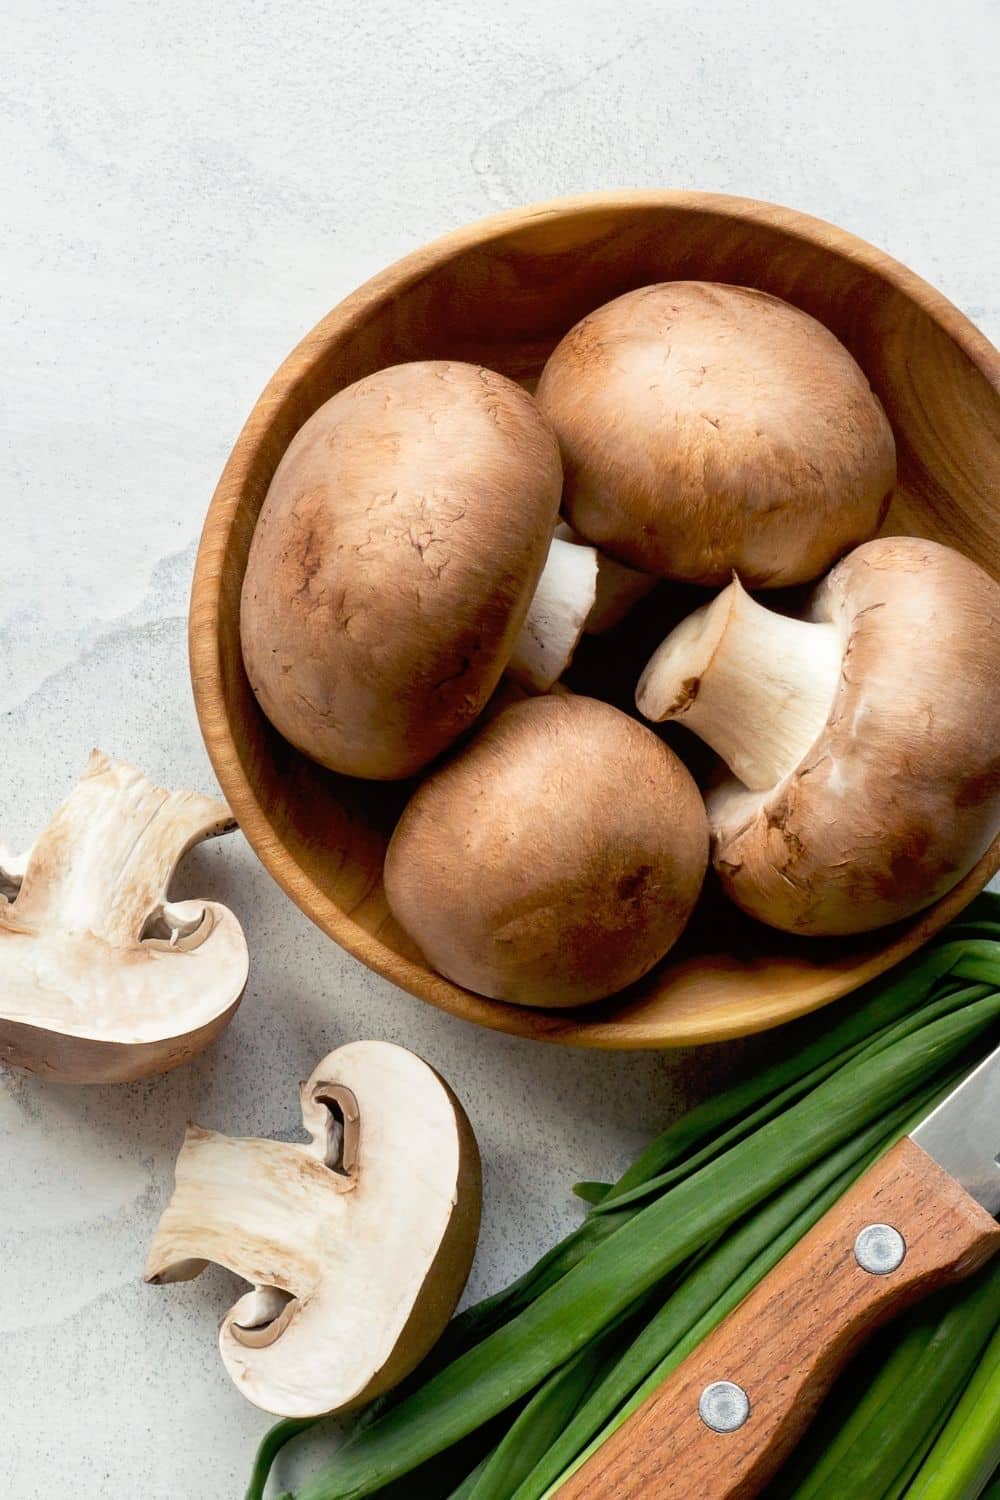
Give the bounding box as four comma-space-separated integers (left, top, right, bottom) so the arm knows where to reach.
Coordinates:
0, 750, 248, 1082
537, 282, 896, 588
384, 694, 708, 1006
240, 360, 562, 779
637, 537, 1000, 935
146, 1040, 481, 1417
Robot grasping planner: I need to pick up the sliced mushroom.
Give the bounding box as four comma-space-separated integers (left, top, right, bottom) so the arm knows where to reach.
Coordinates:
636, 537, 1000, 935
146, 1040, 481, 1417
0, 751, 248, 1082
537, 282, 896, 587
384, 695, 708, 1006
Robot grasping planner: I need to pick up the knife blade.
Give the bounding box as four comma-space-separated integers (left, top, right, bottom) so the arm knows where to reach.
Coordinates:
912, 1040, 1000, 1217
558, 1043, 1000, 1500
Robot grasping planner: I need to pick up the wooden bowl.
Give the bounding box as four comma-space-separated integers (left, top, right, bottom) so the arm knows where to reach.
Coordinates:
190, 192, 1000, 1049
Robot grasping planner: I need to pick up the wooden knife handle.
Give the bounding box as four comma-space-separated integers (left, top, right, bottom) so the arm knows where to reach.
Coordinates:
559, 1137, 1000, 1500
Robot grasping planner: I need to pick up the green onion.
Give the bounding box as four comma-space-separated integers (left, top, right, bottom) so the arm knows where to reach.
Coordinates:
356, 962, 981, 1444
246, 903, 1000, 1500
246, 1419, 316, 1500
393, 946, 1000, 1386
460, 1333, 614, 1500
571, 1182, 610, 1205
772, 1258, 1000, 1498
287, 995, 1000, 1500
939, 892, 1000, 944
537, 1066, 969, 1500
518, 1141, 883, 1500
589, 979, 992, 1219
601, 939, 986, 1207
774, 1316, 938, 1499
878, 1399, 961, 1500
904, 1296, 1000, 1500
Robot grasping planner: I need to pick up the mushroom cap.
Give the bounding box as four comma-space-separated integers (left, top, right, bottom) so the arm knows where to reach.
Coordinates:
146, 1040, 481, 1417
240, 360, 563, 779
383, 695, 709, 1006
710, 537, 1000, 934
536, 282, 896, 588
0, 751, 248, 1083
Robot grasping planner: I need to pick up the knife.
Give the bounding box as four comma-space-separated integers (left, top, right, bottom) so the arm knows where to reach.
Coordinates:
559, 1041, 1000, 1499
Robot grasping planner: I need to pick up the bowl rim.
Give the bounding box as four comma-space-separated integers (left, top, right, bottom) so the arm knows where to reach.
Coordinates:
190, 189, 1000, 1048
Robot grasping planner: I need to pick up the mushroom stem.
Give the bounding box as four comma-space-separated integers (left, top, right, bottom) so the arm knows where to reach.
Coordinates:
554, 521, 658, 633
636, 577, 843, 791
144, 1125, 333, 1303
9, 751, 236, 945
508, 537, 599, 692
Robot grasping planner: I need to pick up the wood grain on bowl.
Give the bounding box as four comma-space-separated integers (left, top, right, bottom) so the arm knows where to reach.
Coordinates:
189, 191, 1000, 1048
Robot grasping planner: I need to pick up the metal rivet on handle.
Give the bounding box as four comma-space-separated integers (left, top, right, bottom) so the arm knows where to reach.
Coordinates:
698, 1380, 750, 1433
854, 1223, 906, 1275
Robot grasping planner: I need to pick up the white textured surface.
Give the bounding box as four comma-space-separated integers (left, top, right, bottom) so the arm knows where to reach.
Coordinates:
1, 1, 996, 1495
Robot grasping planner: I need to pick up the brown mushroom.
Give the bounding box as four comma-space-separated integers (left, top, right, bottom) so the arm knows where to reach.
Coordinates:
0, 751, 248, 1082
536, 282, 896, 588
636, 537, 1000, 935
146, 1039, 481, 1417
384, 695, 708, 1006
241, 361, 562, 779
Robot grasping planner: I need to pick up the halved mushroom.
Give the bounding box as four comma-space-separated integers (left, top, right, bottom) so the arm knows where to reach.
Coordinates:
636, 537, 1000, 935
384, 695, 708, 1006
537, 282, 896, 588
146, 1040, 481, 1417
241, 360, 562, 779
0, 750, 248, 1082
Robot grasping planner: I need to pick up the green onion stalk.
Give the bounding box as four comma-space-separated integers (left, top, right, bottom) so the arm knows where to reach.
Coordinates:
769, 1256, 1000, 1499
247, 896, 1000, 1500
531, 1067, 969, 1500
905, 1295, 1000, 1500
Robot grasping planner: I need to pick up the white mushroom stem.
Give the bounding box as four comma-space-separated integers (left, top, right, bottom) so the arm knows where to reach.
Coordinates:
144, 1124, 334, 1339
636, 577, 843, 792
233, 1288, 298, 1347
508, 536, 599, 691
554, 521, 658, 633
145, 1081, 356, 1336
9, 751, 235, 947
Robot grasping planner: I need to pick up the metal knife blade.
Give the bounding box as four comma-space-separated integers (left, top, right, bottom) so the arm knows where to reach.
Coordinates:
912, 1037, 1000, 1216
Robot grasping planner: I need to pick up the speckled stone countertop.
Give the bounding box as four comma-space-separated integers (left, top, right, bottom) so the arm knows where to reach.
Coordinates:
2, 1, 996, 1494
